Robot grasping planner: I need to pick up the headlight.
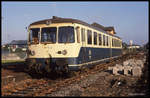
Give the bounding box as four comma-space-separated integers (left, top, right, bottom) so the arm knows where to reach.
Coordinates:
26, 49, 35, 56
31, 51, 35, 56
62, 50, 67, 55
26, 49, 30, 54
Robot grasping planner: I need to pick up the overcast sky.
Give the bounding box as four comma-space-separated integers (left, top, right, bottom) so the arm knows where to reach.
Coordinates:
2, 2, 148, 45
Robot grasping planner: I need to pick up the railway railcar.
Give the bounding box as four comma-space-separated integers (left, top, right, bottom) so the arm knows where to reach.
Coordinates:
26, 16, 122, 74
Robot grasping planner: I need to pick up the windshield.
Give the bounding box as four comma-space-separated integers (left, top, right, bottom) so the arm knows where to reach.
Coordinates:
58, 26, 75, 43
29, 28, 40, 44
41, 27, 57, 43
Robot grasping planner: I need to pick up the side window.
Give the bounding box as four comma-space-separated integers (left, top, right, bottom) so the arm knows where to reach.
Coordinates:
87, 30, 92, 44
114, 39, 115, 47
105, 36, 107, 46
115, 39, 116, 47
94, 32, 97, 45
118, 40, 119, 47
103, 35, 105, 46
112, 38, 113, 47
120, 41, 122, 47
81, 28, 85, 42
116, 39, 117, 47
120, 41, 121, 47
99, 34, 102, 46
76, 27, 80, 43
119, 40, 121, 47
117, 40, 118, 47
106, 36, 109, 46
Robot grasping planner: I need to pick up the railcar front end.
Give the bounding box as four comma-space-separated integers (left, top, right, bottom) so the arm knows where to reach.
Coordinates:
26, 23, 82, 74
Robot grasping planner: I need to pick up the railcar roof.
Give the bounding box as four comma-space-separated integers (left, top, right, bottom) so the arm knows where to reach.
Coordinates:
29, 16, 121, 39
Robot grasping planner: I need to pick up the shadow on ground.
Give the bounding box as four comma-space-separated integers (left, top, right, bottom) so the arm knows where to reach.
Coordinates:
2, 62, 72, 80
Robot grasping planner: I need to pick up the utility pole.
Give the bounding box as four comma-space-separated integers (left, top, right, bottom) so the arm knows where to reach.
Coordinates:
3, 17, 11, 53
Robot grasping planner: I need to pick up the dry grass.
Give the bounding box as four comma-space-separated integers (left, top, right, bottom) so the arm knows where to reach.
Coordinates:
2, 60, 25, 64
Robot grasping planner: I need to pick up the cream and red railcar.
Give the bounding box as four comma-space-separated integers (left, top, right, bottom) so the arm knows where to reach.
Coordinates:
26, 16, 122, 73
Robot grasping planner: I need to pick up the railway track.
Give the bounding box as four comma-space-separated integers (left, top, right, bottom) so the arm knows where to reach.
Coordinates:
2, 52, 144, 96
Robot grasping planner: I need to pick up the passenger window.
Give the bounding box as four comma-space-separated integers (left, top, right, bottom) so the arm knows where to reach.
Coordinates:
103, 35, 105, 46
106, 36, 109, 46
58, 26, 75, 43
81, 28, 85, 42
117, 40, 120, 47
112, 38, 113, 47
115, 39, 116, 47
116, 40, 118, 47
76, 27, 80, 43
87, 30, 92, 44
112, 38, 114, 46
120, 41, 122, 47
120, 41, 121, 47
99, 34, 102, 46
114, 39, 116, 47
105, 36, 107, 46
117, 40, 118, 47
94, 32, 97, 45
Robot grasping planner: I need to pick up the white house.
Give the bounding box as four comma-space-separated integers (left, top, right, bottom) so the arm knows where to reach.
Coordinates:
127, 45, 140, 49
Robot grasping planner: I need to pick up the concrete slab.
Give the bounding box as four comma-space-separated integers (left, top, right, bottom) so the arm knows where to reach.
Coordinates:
132, 66, 142, 77
123, 61, 129, 66
124, 66, 132, 76
112, 67, 119, 75
115, 64, 123, 71
108, 67, 113, 70
136, 60, 144, 68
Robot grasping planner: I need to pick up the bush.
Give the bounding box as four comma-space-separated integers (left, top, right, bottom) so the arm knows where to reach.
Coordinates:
15, 48, 23, 53
16, 52, 26, 58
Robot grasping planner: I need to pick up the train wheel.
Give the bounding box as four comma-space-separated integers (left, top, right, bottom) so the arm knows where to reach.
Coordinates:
65, 65, 70, 73
24, 66, 31, 72
62, 65, 70, 77
45, 64, 51, 73
35, 64, 42, 74
35, 64, 39, 74
26, 64, 37, 77
24, 63, 33, 72
38, 64, 43, 74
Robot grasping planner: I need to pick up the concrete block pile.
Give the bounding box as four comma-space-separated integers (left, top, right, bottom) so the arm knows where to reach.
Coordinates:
108, 58, 146, 77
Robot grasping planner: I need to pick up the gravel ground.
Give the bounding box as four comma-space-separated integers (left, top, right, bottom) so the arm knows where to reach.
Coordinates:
47, 57, 149, 97
2, 52, 149, 97
47, 71, 140, 97
1, 64, 31, 86
47, 71, 110, 96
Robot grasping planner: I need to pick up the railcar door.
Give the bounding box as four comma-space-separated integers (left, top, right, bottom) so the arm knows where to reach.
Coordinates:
81, 28, 86, 63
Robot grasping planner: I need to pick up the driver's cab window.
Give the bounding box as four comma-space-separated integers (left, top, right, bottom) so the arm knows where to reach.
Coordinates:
29, 28, 40, 44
